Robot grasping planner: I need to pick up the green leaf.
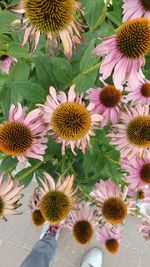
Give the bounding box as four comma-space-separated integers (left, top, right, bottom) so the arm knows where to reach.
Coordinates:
50, 57, 73, 89
15, 160, 42, 187
34, 55, 54, 90
8, 43, 36, 59
8, 60, 30, 81
80, 39, 99, 72
80, 0, 104, 31
7, 81, 46, 103
1, 156, 18, 173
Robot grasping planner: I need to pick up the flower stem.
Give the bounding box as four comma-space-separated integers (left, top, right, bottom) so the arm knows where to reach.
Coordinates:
92, 0, 111, 32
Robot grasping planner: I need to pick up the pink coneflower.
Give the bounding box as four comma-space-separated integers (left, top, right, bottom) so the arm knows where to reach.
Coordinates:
123, 0, 150, 22
93, 18, 150, 88
0, 103, 48, 163
10, 0, 83, 59
0, 174, 23, 220
90, 179, 128, 225
128, 187, 150, 203
37, 172, 78, 224
139, 215, 150, 240
122, 151, 150, 190
0, 56, 16, 74
107, 105, 150, 159
86, 85, 122, 127
124, 78, 150, 105
39, 85, 103, 155
96, 225, 122, 254
66, 201, 98, 245
29, 189, 45, 226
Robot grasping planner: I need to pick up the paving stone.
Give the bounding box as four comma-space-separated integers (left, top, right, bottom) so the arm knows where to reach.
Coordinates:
140, 252, 150, 267
54, 228, 84, 266
0, 242, 29, 267
0, 213, 31, 246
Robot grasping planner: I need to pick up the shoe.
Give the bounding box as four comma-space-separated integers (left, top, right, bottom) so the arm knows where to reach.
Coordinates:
40, 221, 60, 240
80, 247, 103, 267
40, 221, 49, 239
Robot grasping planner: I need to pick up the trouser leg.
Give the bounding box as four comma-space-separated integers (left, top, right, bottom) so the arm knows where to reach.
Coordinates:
20, 235, 57, 267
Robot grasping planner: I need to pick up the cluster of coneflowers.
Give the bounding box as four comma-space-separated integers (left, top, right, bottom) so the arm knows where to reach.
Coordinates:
0, 0, 150, 255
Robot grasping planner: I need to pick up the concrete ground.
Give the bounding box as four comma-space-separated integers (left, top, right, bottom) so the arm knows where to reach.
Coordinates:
0, 182, 150, 267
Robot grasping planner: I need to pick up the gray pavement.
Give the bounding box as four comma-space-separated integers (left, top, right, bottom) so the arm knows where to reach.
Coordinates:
0, 182, 149, 267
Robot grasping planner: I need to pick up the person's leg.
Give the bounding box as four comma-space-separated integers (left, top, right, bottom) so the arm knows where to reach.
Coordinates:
20, 224, 59, 267
80, 247, 103, 267
21, 235, 57, 267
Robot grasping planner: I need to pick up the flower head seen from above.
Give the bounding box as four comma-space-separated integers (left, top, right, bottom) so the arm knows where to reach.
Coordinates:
123, 0, 150, 22
97, 225, 123, 254
86, 85, 122, 127
124, 78, 150, 105
39, 85, 103, 155
0, 103, 48, 163
90, 179, 128, 225
10, 0, 83, 59
93, 18, 150, 88
0, 174, 23, 220
139, 215, 150, 240
122, 151, 150, 190
0, 55, 16, 74
108, 105, 150, 159
29, 189, 45, 226
38, 172, 78, 224
66, 201, 98, 245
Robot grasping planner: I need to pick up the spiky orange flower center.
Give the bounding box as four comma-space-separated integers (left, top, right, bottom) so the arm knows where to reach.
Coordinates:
0, 122, 33, 156
141, 83, 150, 97
73, 220, 93, 245
140, 163, 150, 184
105, 239, 119, 254
127, 116, 150, 147
117, 18, 150, 58
100, 85, 122, 108
138, 190, 145, 200
23, 0, 76, 33
141, 0, 150, 11
51, 102, 91, 141
32, 210, 45, 226
102, 197, 127, 224
40, 191, 71, 224
0, 197, 4, 217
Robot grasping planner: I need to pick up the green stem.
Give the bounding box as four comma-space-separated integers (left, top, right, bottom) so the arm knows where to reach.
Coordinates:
91, 0, 111, 32
78, 184, 91, 200
82, 61, 101, 75
103, 153, 122, 166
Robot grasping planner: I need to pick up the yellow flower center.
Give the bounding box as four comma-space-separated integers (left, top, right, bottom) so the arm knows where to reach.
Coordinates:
40, 191, 71, 224
0, 197, 4, 217
0, 122, 33, 156
141, 0, 150, 11
23, 0, 76, 33
102, 197, 127, 224
140, 163, 150, 184
100, 85, 122, 108
32, 210, 45, 226
117, 18, 150, 58
73, 220, 93, 245
141, 83, 150, 97
51, 102, 91, 141
127, 116, 150, 147
105, 239, 119, 254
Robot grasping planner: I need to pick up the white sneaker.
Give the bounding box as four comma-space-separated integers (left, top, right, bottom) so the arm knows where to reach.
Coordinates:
40, 221, 49, 239
80, 247, 103, 267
